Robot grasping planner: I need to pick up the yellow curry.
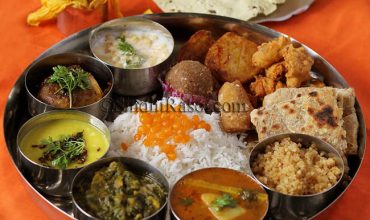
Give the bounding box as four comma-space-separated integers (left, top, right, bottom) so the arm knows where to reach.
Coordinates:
20, 119, 109, 169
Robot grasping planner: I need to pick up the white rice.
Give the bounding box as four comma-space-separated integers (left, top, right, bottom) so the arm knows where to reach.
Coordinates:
108, 98, 249, 185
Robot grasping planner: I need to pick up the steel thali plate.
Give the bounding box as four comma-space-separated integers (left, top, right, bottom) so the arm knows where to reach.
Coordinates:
3, 13, 366, 219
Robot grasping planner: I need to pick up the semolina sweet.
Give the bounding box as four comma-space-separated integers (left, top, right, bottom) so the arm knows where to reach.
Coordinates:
252, 137, 342, 195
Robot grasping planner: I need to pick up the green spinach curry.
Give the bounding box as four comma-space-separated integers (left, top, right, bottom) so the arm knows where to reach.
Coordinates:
86, 161, 166, 220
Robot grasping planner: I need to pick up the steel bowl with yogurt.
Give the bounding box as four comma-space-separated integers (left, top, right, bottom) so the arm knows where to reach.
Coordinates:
90, 17, 175, 96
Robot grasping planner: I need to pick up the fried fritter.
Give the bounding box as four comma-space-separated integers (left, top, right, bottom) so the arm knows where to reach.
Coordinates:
265, 61, 285, 81
250, 75, 286, 99
218, 80, 254, 133
247, 36, 316, 101
252, 36, 291, 69
177, 30, 216, 63
282, 44, 314, 87
205, 32, 260, 83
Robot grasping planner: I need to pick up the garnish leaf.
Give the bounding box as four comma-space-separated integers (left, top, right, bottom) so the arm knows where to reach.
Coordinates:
117, 36, 144, 68
118, 36, 136, 55
48, 65, 90, 108
180, 197, 193, 206
39, 132, 86, 169
211, 193, 237, 211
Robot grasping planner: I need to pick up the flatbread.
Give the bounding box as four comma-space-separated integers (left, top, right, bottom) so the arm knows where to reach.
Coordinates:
343, 113, 359, 155
251, 88, 348, 156
335, 88, 356, 116
261, 87, 358, 154
263, 87, 356, 116
153, 0, 286, 21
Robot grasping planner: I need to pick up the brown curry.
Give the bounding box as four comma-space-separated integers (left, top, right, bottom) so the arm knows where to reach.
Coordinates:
170, 168, 268, 220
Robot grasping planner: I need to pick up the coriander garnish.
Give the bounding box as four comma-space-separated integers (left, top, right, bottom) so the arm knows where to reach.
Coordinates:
117, 36, 144, 68
48, 65, 90, 108
118, 36, 136, 55
211, 193, 237, 211
38, 132, 87, 169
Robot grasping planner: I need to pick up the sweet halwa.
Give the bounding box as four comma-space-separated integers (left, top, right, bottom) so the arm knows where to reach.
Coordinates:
252, 137, 342, 195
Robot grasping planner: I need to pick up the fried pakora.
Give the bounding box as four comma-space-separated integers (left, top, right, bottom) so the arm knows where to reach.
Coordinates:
249, 75, 286, 99
265, 61, 286, 81
252, 36, 291, 69
218, 80, 254, 133
282, 44, 314, 87
249, 36, 315, 100
177, 30, 216, 63
205, 32, 260, 83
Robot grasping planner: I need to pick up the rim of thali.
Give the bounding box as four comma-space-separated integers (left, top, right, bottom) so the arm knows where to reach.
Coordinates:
2, 13, 367, 219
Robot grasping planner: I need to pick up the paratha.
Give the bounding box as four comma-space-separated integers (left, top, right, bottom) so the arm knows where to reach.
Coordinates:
261, 87, 358, 155
251, 87, 360, 158
263, 87, 356, 116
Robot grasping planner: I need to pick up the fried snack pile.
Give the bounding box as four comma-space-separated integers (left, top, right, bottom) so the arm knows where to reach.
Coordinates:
27, 0, 109, 26
250, 36, 314, 99
172, 30, 319, 133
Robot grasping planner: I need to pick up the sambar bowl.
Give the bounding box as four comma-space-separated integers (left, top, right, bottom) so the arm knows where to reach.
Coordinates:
89, 17, 175, 96
17, 110, 110, 197
71, 157, 169, 220
169, 167, 269, 220
25, 52, 114, 120
249, 133, 345, 219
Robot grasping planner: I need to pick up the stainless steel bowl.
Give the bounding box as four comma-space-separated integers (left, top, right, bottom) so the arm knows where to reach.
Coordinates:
16, 110, 110, 197
249, 133, 345, 219
25, 52, 114, 120
89, 17, 175, 96
169, 167, 269, 220
71, 157, 169, 220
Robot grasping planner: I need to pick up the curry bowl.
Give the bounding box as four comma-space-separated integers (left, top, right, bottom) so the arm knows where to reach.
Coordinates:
16, 110, 110, 197
72, 157, 169, 220
25, 52, 114, 120
249, 133, 345, 219
169, 167, 269, 220
89, 17, 175, 96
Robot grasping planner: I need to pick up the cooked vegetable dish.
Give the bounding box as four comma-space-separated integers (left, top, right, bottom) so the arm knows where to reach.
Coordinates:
38, 65, 103, 108
171, 168, 268, 220
85, 161, 166, 220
